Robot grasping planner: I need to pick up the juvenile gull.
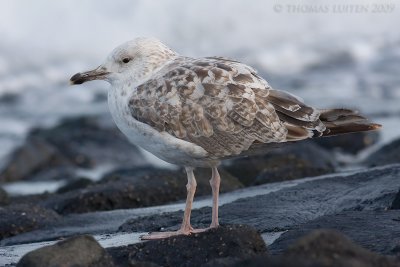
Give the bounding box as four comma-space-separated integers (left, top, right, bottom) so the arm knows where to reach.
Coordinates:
70, 37, 381, 239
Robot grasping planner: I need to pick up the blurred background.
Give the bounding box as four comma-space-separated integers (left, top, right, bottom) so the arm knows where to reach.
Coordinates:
0, 0, 399, 167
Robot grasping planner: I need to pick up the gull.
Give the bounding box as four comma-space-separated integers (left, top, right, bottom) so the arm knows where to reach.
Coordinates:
70, 37, 381, 239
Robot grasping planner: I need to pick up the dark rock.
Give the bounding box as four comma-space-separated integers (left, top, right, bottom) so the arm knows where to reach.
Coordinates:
223, 141, 335, 186
17, 235, 115, 267
42, 166, 242, 215
0, 92, 20, 104
282, 229, 399, 267
200, 257, 242, 267
269, 210, 400, 256
234, 229, 400, 267
312, 131, 380, 154
0, 187, 9, 205
107, 225, 266, 267
0, 115, 147, 182
3, 165, 399, 251
391, 189, 400, 209
56, 177, 94, 193
120, 164, 400, 235
0, 204, 59, 240
0, 137, 71, 182
364, 137, 400, 167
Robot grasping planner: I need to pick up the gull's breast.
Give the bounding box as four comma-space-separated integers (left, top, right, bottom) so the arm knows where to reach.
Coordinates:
107, 87, 210, 166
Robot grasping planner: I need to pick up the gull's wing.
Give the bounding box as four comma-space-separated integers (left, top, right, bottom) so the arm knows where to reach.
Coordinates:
128, 57, 324, 158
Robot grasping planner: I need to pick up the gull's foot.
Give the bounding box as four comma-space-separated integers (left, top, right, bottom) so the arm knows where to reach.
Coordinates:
140, 226, 212, 240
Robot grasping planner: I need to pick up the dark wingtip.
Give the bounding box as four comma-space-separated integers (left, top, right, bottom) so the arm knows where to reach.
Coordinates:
70, 73, 85, 85
369, 123, 382, 130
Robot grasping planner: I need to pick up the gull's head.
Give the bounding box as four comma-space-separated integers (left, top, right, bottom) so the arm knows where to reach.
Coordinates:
70, 37, 177, 86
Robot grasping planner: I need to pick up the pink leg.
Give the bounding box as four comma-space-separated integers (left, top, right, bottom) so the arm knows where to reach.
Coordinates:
141, 167, 199, 240
210, 167, 220, 228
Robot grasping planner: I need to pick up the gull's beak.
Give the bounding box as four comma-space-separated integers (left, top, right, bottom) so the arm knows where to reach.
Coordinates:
70, 66, 110, 85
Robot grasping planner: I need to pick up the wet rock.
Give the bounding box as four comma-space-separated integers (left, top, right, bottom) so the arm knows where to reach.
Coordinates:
235, 229, 399, 267
107, 225, 266, 267
56, 177, 94, 193
0, 187, 9, 205
364, 137, 400, 167
17, 235, 115, 267
391, 189, 400, 209
120, 164, 400, 234
223, 142, 335, 186
0, 204, 59, 240
42, 166, 242, 215
282, 229, 399, 267
312, 131, 380, 154
0, 115, 147, 182
269, 210, 400, 256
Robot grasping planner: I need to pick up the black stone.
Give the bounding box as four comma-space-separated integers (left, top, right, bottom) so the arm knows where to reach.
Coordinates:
364, 137, 400, 167
391, 189, 400, 209
56, 177, 94, 193
120, 165, 400, 235
269, 210, 400, 256
223, 141, 335, 186
0, 115, 147, 182
0, 187, 9, 205
235, 229, 399, 267
107, 225, 267, 267
0, 204, 60, 240
41, 166, 242, 215
312, 131, 380, 154
17, 235, 115, 267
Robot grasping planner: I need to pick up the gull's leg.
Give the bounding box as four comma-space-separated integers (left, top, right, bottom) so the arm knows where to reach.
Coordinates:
140, 167, 197, 240
210, 166, 221, 228
180, 166, 197, 233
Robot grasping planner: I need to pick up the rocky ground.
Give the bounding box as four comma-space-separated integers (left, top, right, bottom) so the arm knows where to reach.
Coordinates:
0, 115, 399, 267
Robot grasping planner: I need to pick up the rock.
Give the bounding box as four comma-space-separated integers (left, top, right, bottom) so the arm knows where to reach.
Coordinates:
364, 137, 400, 167
312, 131, 380, 154
200, 257, 242, 267
41, 166, 242, 215
0, 115, 147, 182
0, 92, 20, 104
391, 189, 400, 209
17, 235, 115, 267
0, 137, 71, 182
119, 164, 400, 235
0, 204, 59, 240
223, 141, 335, 186
56, 177, 94, 193
107, 225, 266, 267
269, 210, 400, 256
282, 229, 399, 267
234, 229, 399, 267
0, 187, 9, 205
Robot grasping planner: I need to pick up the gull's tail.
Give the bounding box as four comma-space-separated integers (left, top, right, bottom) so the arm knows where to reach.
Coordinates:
318, 108, 381, 136
234, 108, 381, 158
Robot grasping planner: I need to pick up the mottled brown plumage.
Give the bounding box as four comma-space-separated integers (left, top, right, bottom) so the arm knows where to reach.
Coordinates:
128, 56, 364, 159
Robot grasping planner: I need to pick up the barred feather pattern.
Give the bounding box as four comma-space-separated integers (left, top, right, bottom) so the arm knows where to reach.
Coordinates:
128, 56, 324, 158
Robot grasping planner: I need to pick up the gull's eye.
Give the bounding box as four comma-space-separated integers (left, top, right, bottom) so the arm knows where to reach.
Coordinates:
122, 58, 131, 64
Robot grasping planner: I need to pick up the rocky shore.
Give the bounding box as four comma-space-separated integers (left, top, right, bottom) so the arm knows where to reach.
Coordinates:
0, 115, 399, 267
